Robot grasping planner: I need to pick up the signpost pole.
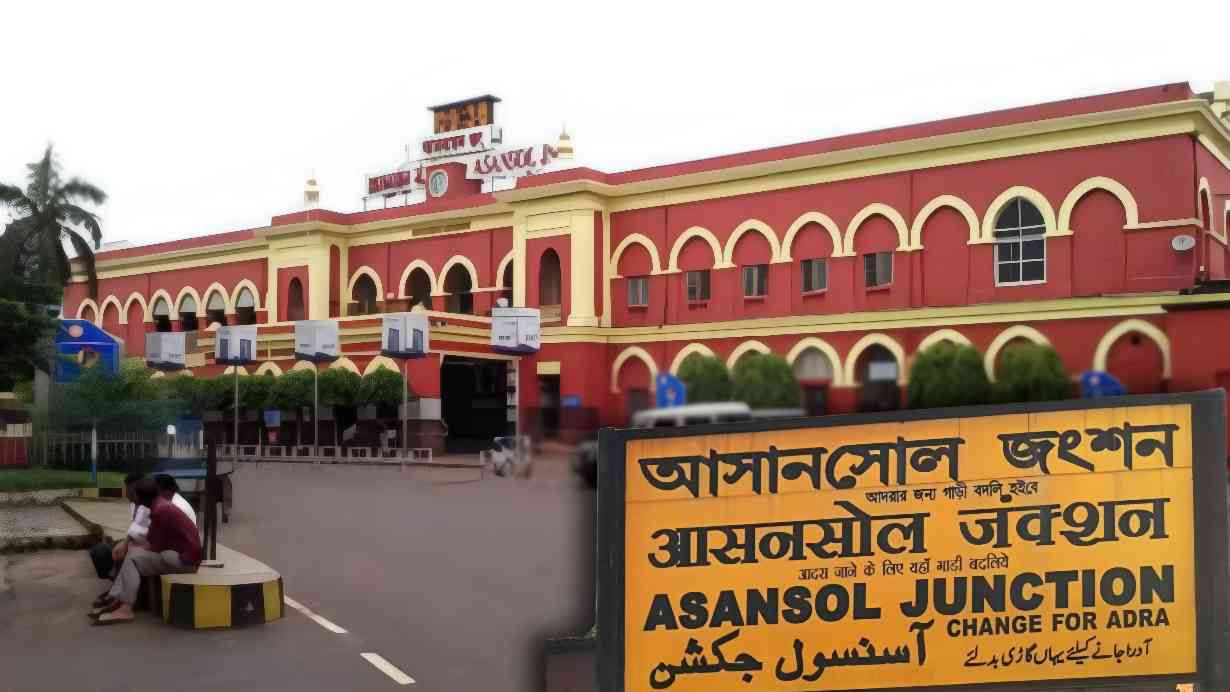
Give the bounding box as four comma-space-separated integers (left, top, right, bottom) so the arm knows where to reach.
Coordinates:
89, 423, 97, 485
232, 366, 239, 462
313, 366, 319, 455
401, 359, 408, 456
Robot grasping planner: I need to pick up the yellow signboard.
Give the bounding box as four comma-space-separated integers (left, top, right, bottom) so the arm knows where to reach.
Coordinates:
598, 394, 1229, 691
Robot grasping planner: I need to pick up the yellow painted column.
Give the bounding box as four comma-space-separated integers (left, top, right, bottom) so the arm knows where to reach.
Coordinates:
567, 210, 598, 327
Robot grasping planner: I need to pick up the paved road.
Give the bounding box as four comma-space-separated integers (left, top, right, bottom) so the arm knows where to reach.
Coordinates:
0, 456, 596, 692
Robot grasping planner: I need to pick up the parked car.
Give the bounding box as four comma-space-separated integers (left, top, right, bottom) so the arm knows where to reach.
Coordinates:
572, 403, 807, 488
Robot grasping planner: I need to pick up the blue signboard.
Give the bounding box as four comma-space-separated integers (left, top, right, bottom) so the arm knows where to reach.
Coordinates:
53, 320, 122, 383
655, 372, 687, 408
562, 394, 582, 409
263, 410, 281, 427
1080, 371, 1127, 398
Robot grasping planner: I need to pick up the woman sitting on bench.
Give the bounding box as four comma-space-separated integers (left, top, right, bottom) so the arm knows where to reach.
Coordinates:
91, 479, 202, 625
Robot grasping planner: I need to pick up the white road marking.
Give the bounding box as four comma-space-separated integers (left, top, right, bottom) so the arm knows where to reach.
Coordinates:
283, 596, 348, 634
361, 652, 416, 685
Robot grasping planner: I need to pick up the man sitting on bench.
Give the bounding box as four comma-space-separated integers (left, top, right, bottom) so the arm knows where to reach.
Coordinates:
89, 473, 151, 606
92, 479, 202, 625
153, 474, 198, 527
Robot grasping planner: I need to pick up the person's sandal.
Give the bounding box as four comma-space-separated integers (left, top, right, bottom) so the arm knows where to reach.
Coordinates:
88, 600, 122, 620
92, 611, 134, 626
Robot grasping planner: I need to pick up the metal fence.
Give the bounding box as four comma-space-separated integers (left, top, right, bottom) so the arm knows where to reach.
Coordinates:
26, 431, 157, 468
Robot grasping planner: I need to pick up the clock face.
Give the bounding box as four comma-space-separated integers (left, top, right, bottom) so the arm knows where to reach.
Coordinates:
428, 170, 449, 198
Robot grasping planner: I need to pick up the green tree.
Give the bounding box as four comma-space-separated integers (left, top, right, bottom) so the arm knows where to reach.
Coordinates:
359, 367, 404, 409
730, 353, 801, 409
268, 369, 314, 445
318, 367, 361, 444
57, 358, 173, 433
907, 342, 991, 409
240, 373, 277, 410
991, 343, 1072, 403
676, 354, 732, 403
0, 145, 106, 298
0, 298, 57, 390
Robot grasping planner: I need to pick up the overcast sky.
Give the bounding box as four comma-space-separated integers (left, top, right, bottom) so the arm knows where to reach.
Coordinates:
1, 1, 1226, 248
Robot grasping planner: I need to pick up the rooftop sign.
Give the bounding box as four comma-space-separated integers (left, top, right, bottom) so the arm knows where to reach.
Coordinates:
597, 392, 1229, 692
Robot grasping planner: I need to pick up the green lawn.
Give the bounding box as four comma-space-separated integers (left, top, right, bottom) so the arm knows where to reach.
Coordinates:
0, 469, 125, 493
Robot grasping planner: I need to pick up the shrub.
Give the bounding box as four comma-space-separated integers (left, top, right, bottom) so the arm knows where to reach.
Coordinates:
731, 353, 800, 409
907, 342, 991, 409
240, 373, 277, 411
991, 343, 1071, 403
267, 369, 314, 411
676, 354, 732, 403
359, 367, 404, 408
319, 367, 361, 408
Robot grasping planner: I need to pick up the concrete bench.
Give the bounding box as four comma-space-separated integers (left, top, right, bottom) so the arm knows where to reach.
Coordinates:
150, 545, 284, 629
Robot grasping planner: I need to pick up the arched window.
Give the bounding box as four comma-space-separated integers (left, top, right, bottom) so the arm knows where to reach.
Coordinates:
351, 274, 378, 315
792, 347, 834, 416
500, 262, 513, 307
994, 198, 1046, 285
178, 295, 198, 332
151, 297, 172, 332
404, 268, 433, 311
856, 344, 899, 412
539, 249, 562, 321
286, 279, 305, 322
235, 287, 257, 325
206, 291, 227, 327
442, 265, 473, 314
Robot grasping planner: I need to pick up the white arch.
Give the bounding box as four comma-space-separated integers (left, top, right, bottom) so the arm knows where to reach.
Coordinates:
98, 295, 123, 324
495, 250, 515, 287
230, 279, 261, 313
910, 195, 981, 248
148, 289, 174, 320
610, 346, 658, 394
984, 325, 1051, 380
781, 212, 847, 260
173, 285, 203, 316
668, 343, 717, 375
202, 282, 230, 313
121, 293, 147, 324
222, 365, 250, 376
722, 219, 783, 266
981, 186, 1058, 242
844, 333, 907, 386
1092, 318, 1172, 380
1057, 176, 1139, 234
254, 362, 284, 376
290, 360, 317, 373
328, 356, 361, 374
785, 337, 845, 387
363, 355, 400, 376
917, 328, 973, 352
76, 298, 101, 323
843, 203, 911, 255
725, 340, 772, 371
1197, 177, 1212, 228
610, 233, 663, 276
666, 226, 726, 272
150, 371, 165, 379
346, 266, 385, 307
439, 255, 480, 293
398, 259, 440, 298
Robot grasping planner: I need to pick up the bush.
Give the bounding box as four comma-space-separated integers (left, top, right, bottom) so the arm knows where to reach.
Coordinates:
731, 353, 800, 409
676, 354, 732, 403
992, 343, 1071, 403
268, 369, 314, 411
907, 342, 990, 409
319, 367, 361, 408
240, 373, 277, 410
359, 367, 404, 408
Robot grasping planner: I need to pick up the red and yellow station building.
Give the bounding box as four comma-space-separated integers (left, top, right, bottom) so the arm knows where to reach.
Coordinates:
64, 84, 1230, 450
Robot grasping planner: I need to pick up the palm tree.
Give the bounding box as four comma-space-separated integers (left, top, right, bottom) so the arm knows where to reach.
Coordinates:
0, 145, 106, 298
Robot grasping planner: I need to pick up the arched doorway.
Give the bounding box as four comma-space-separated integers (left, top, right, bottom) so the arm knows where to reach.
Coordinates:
205, 291, 227, 328
178, 295, 198, 331
856, 344, 900, 412
539, 249, 562, 321
79, 304, 97, 325
235, 287, 257, 325
404, 268, 433, 310
101, 303, 121, 336
286, 279, 305, 322
500, 262, 513, 307
151, 298, 172, 332
792, 348, 834, 416
351, 274, 378, 315
442, 265, 473, 314
1105, 332, 1165, 394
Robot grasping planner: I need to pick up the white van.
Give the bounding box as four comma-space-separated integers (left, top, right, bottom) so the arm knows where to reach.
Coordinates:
630, 402, 753, 428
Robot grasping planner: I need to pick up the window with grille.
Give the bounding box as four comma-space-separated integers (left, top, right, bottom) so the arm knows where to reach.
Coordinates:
863, 252, 893, 287
627, 276, 649, 307
801, 258, 827, 293
742, 265, 768, 297
994, 198, 1046, 285
685, 270, 710, 301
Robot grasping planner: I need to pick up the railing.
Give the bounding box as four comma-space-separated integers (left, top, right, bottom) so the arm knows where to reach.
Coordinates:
213, 443, 436, 465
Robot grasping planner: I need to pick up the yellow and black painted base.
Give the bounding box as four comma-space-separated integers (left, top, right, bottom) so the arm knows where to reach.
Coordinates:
157, 575, 285, 629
